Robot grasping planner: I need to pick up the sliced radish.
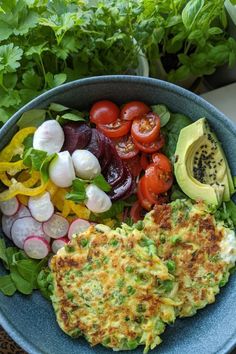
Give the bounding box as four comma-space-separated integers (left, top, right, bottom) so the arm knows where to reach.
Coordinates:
68, 218, 91, 240
24, 236, 50, 259
52, 237, 69, 254
0, 197, 19, 216
28, 192, 54, 222
11, 216, 45, 249
43, 214, 69, 239
2, 205, 31, 239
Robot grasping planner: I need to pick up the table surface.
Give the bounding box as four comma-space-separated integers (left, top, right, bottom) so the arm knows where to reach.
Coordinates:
0, 82, 236, 354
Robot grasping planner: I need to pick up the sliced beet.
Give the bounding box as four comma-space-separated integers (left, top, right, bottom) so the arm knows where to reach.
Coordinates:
62, 122, 92, 153
103, 145, 127, 187
99, 136, 113, 171
86, 129, 104, 159
108, 167, 133, 201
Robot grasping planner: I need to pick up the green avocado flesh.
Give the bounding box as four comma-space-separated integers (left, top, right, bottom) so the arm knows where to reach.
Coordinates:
174, 118, 234, 206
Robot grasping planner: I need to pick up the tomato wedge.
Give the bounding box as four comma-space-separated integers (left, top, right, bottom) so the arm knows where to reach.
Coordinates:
138, 176, 157, 205
90, 100, 119, 125
121, 101, 150, 121
133, 134, 165, 153
152, 153, 172, 172
124, 155, 142, 177
145, 163, 173, 194
137, 178, 152, 211
130, 200, 144, 222
97, 119, 131, 138
131, 112, 161, 143
113, 135, 139, 160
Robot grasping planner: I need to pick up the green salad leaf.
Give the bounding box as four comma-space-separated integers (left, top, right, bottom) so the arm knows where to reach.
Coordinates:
151, 104, 171, 127
17, 109, 46, 129
0, 237, 49, 297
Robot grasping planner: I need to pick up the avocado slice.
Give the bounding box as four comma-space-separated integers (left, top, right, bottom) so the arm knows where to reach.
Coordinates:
174, 118, 233, 206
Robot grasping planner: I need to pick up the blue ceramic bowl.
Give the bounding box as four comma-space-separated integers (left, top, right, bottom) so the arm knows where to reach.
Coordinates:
0, 76, 236, 354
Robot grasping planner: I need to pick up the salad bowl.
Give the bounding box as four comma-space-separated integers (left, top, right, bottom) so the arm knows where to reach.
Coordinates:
0, 75, 236, 354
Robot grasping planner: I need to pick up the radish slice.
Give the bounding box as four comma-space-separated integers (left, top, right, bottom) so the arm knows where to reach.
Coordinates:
0, 197, 19, 216
68, 218, 91, 240
24, 236, 50, 259
11, 216, 45, 249
43, 214, 69, 239
2, 205, 31, 239
52, 237, 69, 254
28, 192, 54, 222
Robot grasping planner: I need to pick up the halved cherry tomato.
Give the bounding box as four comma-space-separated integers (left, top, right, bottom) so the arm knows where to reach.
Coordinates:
137, 178, 152, 211
124, 155, 142, 177
133, 134, 165, 153
145, 163, 173, 195
130, 200, 144, 222
152, 153, 172, 172
97, 119, 131, 138
113, 135, 139, 160
140, 153, 150, 170
90, 100, 119, 125
138, 176, 157, 206
121, 101, 150, 121
131, 112, 160, 144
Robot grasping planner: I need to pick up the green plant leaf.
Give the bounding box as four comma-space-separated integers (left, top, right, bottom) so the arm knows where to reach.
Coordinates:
40, 153, 57, 183
93, 174, 111, 192
23, 148, 48, 170
182, 0, 204, 29
17, 109, 46, 129
0, 275, 16, 296
0, 238, 8, 265
49, 103, 70, 112
66, 178, 87, 202
10, 268, 33, 295
151, 104, 170, 127
60, 112, 85, 122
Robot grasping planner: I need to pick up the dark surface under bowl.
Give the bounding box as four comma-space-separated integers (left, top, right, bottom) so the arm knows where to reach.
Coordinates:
0, 76, 236, 354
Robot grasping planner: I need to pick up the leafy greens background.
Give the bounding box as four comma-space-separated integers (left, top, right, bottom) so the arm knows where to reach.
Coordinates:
0, 0, 235, 125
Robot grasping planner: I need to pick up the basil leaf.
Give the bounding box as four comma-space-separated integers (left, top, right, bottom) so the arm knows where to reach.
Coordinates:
57, 112, 86, 125
10, 268, 33, 295
0, 238, 8, 266
40, 153, 57, 183
93, 174, 111, 192
66, 178, 87, 202
17, 109, 46, 129
182, 0, 204, 30
151, 104, 171, 127
48, 103, 70, 112
23, 148, 48, 171
66, 192, 87, 202
0, 275, 16, 296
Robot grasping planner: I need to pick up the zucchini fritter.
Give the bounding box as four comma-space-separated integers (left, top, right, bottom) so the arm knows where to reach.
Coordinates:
50, 225, 181, 352
143, 199, 236, 317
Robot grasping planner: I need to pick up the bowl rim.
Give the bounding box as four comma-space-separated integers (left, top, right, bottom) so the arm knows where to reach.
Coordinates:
0, 75, 236, 354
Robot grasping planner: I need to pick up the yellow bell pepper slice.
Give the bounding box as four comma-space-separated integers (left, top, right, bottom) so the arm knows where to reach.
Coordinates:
0, 127, 36, 162
69, 200, 90, 220
46, 181, 58, 198
0, 160, 27, 175
0, 172, 12, 187
0, 178, 48, 202
62, 200, 71, 218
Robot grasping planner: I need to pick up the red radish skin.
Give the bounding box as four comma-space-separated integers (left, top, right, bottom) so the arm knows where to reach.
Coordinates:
2, 205, 31, 239
0, 197, 19, 216
43, 214, 69, 239
52, 237, 69, 254
68, 219, 91, 240
28, 192, 54, 222
24, 236, 50, 259
11, 216, 45, 249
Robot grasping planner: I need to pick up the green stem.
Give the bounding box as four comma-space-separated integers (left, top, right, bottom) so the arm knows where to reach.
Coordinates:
39, 54, 47, 88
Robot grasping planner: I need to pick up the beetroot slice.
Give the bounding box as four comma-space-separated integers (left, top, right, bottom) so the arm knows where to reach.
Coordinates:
103, 145, 127, 187
85, 129, 104, 159
99, 136, 113, 171
62, 123, 92, 153
108, 167, 133, 201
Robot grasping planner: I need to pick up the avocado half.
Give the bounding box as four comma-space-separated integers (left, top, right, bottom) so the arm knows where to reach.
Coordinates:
174, 118, 234, 206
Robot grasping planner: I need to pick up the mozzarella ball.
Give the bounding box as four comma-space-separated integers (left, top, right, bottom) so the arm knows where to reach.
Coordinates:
33, 120, 64, 154
49, 151, 75, 187
85, 184, 112, 213
72, 150, 101, 179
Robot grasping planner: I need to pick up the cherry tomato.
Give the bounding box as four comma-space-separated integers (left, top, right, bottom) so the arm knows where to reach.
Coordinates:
90, 100, 119, 125
97, 119, 132, 138
137, 178, 152, 211
113, 135, 139, 160
131, 112, 161, 143
138, 176, 157, 206
130, 200, 144, 222
121, 101, 150, 121
133, 134, 165, 153
140, 153, 150, 170
124, 155, 142, 177
145, 163, 173, 195
152, 153, 172, 172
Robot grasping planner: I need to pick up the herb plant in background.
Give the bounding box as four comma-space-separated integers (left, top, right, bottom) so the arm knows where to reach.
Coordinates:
0, 0, 235, 126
